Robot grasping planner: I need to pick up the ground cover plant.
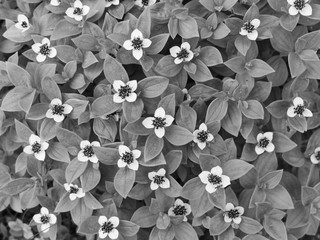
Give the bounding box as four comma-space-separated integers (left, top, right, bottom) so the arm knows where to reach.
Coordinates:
0, 0, 320, 239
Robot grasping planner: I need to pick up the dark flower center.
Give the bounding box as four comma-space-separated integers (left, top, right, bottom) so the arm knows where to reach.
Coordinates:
132, 38, 143, 50
208, 174, 222, 185
21, 21, 28, 28
101, 221, 114, 233
40, 215, 50, 224
83, 145, 94, 157
51, 104, 64, 115
243, 21, 255, 33
294, 0, 306, 10
141, 0, 149, 6
118, 85, 132, 99
32, 142, 42, 153
122, 152, 134, 164
197, 130, 208, 143
177, 48, 189, 60
152, 117, 166, 129
73, 7, 83, 15
153, 175, 165, 185
294, 105, 305, 116
227, 209, 240, 219
39, 44, 51, 56
172, 205, 187, 216
258, 137, 270, 148
69, 186, 79, 194
316, 152, 320, 161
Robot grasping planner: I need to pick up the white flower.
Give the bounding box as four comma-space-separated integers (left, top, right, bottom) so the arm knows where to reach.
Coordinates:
168, 199, 191, 221
170, 42, 194, 65
255, 132, 275, 155
239, 19, 260, 41
23, 134, 49, 161
63, 183, 85, 201
193, 123, 214, 150
98, 216, 119, 239
50, 0, 61, 6
311, 147, 320, 164
123, 29, 152, 60
117, 145, 140, 171
65, 0, 90, 21
33, 207, 57, 233
31, 38, 57, 63
105, 0, 119, 7
142, 107, 174, 138
45, 98, 73, 123
113, 80, 137, 103
223, 203, 244, 225
287, 97, 313, 118
15, 14, 30, 32
77, 140, 101, 163
199, 166, 231, 194
287, 0, 312, 16
135, 0, 157, 7
148, 168, 170, 190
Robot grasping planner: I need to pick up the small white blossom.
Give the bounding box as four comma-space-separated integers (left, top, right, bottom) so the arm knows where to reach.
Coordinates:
168, 199, 191, 221
77, 140, 100, 163
135, 0, 156, 7
239, 19, 260, 40
170, 42, 194, 64
123, 29, 152, 60
117, 145, 140, 171
113, 80, 137, 103
142, 107, 174, 138
105, 0, 119, 7
32, 38, 57, 63
311, 147, 320, 164
63, 183, 85, 201
98, 216, 119, 239
255, 132, 275, 155
287, 97, 313, 118
50, 0, 61, 6
46, 98, 73, 123
199, 166, 230, 194
223, 203, 244, 225
287, 0, 312, 16
148, 168, 170, 190
23, 134, 49, 161
33, 207, 57, 233
65, 0, 90, 21
15, 14, 30, 32
193, 123, 214, 150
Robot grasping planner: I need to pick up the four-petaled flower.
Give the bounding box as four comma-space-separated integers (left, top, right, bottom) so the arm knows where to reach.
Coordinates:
98, 216, 119, 239
142, 107, 174, 138
287, 0, 312, 16
46, 98, 73, 123
287, 97, 313, 118
63, 183, 85, 200
223, 203, 244, 224
148, 168, 170, 190
33, 207, 57, 233
193, 123, 214, 150
23, 134, 49, 161
77, 140, 100, 163
15, 14, 30, 32
311, 147, 320, 164
239, 19, 260, 40
113, 80, 137, 103
66, 0, 90, 21
255, 132, 275, 155
134, 0, 157, 7
170, 42, 194, 65
118, 145, 140, 171
32, 38, 57, 63
123, 29, 152, 60
105, 0, 119, 7
168, 199, 191, 221
50, 0, 61, 6
199, 166, 231, 193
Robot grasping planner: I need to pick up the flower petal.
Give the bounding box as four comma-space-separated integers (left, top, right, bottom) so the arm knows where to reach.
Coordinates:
98, 216, 108, 225
185, 51, 194, 62
77, 151, 89, 162
29, 134, 41, 144
33, 214, 42, 223
132, 49, 143, 60
224, 214, 232, 223
184, 204, 192, 215
32, 43, 41, 53
293, 97, 304, 106
18, 14, 28, 22
113, 93, 125, 103
126, 93, 137, 102
265, 143, 275, 153
154, 127, 165, 138
36, 54, 46, 63
287, 106, 296, 117
23, 145, 33, 154
66, 7, 75, 18
48, 47, 57, 58
142, 38, 152, 48
62, 104, 73, 114
128, 159, 139, 171
41, 141, 49, 151
300, 4, 312, 16
41, 223, 50, 233
303, 108, 313, 117
239, 28, 248, 36
51, 0, 61, 6
255, 145, 265, 155
160, 177, 170, 189
123, 40, 134, 50
155, 107, 165, 118
131, 29, 143, 40
128, 80, 137, 91
91, 141, 101, 147
210, 166, 223, 176
82, 5, 90, 16
157, 168, 166, 176
251, 19, 260, 28
256, 133, 264, 142
199, 171, 210, 184
74, 15, 83, 21
80, 140, 91, 149
69, 193, 77, 201
148, 171, 157, 180
225, 203, 234, 211
132, 149, 141, 159
164, 115, 174, 127
221, 175, 231, 188
207, 133, 214, 142
74, 0, 83, 8
109, 216, 120, 227
181, 42, 191, 50
41, 207, 49, 215
117, 159, 127, 168
205, 183, 216, 193
42, 38, 51, 46
142, 117, 155, 128
174, 58, 183, 65
64, 183, 71, 191
53, 114, 65, 123
150, 181, 159, 190
108, 228, 119, 239
247, 30, 258, 40
236, 206, 244, 215
98, 229, 108, 239
264, 132, 273, 141
46, 109, 54, 118
233, 217, 242, 224
311, 154, 320, 164
113, 80, 125, 91
119, 145, 130, 155
168, 207, 174, 216
89, 155, 99, 163
170, 46, 181, 58
288, 5, 299, 15
35, 151, 46, 161
175, 198, 184, 205
197, 142, 206, 150
199, 123, 207, 131
287, 0, 295, 4
49, 214, 57, 224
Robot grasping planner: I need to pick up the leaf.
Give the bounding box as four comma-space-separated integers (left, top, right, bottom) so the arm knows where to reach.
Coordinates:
247, 59, 275, 78
136, 7, 151, 37
93, 147, 119, 165
90, 95, 121, 118
117, 220, 140, 237
288, 52, 306, 78
259, 170, 283, 189
144, 133, 164, 162
80, 165, 101, 192
72, 34, 100, 51
223, 159, 254, 181
205, 98, 228, 122
176, 104, 197, 133
47, 142, 70, 163
14, 119, 33, 143
114, 168, 135, 198
267, 56, 288, 87
221, 100, 242, 136
265, 185, 294, 209
165, 150, 183, 174
0, 178, 35, 195
155, 55, 183, 77
103, 54, 129, 84
199, 154, 221, 171
146, 34, 169, 55
123, 99, 144, 123
188, 59, 213, 82
40, 118, 57, 141
65, 158, 88, 183
51, 19, 82, 40
264, 215, 288, 240
6, 62, 32, 87
198, 46, 223, 66
266, 100, 291, 119
272, 132, 297, 153
224, 56, 246, 74
164, 125, 194, 146
41, 77, 61, 100
295, 30, 320, 52
131, 206, 158, 228
83, 192, 103, 210
288, 116, 308, 133
239, 216, 263, 235
1, 86, 35, 112
178, 16, 199, 39
209, 212, 230, 236
239, 100, 264, 120
270, 25, 294, 53
65, 99, 89, 119
181, 177, 205, 200
26, 103, 49, 120
247, 81, 272, 102
174, 222, 199, 240
138, 76, 169, 98
77, 216, 100, 235
235, 36, 251, 56
56, 127, 82, 154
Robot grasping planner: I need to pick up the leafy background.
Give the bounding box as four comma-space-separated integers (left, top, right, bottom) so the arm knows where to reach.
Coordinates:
0, 0, 320, 239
